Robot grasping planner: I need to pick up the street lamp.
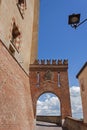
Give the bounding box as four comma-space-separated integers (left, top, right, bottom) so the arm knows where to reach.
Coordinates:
68, 13, 87, 29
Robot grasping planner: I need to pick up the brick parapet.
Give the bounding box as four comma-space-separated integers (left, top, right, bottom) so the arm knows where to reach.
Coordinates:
29, 59, 68, 71
33, 59, 68, 65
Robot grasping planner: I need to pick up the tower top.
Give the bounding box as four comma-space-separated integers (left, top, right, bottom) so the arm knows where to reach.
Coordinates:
33, 59, 68, 65
29, 59, 68, 71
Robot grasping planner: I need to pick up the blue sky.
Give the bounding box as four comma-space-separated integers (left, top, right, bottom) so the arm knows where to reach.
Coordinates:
38, 0, 87, 87
36, 0, 87, 119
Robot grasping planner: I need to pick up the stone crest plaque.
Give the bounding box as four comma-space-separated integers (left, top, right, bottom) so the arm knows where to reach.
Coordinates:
44, 70, 52, 80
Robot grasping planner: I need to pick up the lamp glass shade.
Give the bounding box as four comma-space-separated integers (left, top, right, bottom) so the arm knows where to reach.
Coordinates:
68, 14, 80, 25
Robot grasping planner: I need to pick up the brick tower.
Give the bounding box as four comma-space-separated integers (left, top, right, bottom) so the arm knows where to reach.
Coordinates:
29, 59, 72, 120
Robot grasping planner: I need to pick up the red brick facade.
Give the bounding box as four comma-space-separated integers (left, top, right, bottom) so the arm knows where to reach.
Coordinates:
0, 40, 34, 130
29, 59, 72, 119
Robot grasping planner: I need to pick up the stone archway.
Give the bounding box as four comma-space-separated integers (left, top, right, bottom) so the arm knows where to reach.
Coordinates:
36, 92, 61, 116
32, 88, 61, 118
29, 59, 72, 119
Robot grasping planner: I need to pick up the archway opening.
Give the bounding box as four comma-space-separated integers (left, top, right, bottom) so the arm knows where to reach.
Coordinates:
36, 93, 61, 116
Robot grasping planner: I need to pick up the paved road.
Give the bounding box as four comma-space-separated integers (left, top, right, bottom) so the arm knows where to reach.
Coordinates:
35, 121, 62, 130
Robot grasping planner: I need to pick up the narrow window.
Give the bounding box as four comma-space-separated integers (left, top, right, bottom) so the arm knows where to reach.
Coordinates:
58, 72, 60, 87
18, 0, 24, 5
37, 72, 40, 87
11, 22, 21, 52
9, 44, 15, 56
17, 0, 26, 19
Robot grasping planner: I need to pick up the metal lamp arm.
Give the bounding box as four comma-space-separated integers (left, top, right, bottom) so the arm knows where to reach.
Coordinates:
73, 18, 87, 29
77, 18, 87, 27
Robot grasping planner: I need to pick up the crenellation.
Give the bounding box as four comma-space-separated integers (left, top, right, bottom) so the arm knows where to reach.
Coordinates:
41, 59, 45, 64
63, 59, 68, 65
52, 59, 56, 64
33, 59, 68, 65
47, 59, 51, 64
34, 59, 39, 64
58, 59, 62, 65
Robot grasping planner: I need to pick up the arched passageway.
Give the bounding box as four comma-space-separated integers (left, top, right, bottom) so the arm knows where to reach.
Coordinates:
36, 93, 61, 116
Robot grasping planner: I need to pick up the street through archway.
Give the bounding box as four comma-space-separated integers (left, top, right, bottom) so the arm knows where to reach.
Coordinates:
35, 121, 62, 130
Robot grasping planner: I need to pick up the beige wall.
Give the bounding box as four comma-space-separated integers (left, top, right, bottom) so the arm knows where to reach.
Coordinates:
30, 0, 39, 64
77, 65, 87, 123
0, 0, 39, 73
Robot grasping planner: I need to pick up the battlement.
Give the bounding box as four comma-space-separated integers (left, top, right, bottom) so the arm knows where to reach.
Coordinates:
30, 59, 68, 71
33, 59, 68, 65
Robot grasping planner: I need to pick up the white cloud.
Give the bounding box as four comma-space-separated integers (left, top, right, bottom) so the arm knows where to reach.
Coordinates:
36, 86, 83, 119
36, 93, 60, 115
70, 86, 80, 97
70, 86, 83, 119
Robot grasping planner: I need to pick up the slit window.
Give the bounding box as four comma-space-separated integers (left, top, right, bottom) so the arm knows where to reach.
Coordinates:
9, 44, 15, 56
18, 0, 25, 5
17, 0, 26, 19
36, 72, 40, 87
58, 72, 60, 87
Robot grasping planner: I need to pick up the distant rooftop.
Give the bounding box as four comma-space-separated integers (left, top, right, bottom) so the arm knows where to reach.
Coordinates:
76, 62, 87, 78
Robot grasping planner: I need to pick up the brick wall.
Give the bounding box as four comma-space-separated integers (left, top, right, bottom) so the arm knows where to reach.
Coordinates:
0, 40, 34, 130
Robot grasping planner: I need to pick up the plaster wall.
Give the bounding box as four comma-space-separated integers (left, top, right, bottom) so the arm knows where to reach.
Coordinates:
77, 66, 87, 123
0, 0, 39, 73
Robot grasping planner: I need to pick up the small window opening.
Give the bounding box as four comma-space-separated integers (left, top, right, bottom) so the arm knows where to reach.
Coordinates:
18, 0, 24, 5
17, 0, 26, 19
11, 22, 21, 52
36, 72, 40, 87
58, 72, 60, 87
9, 44, 15, 56
12, 22, 20, 39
